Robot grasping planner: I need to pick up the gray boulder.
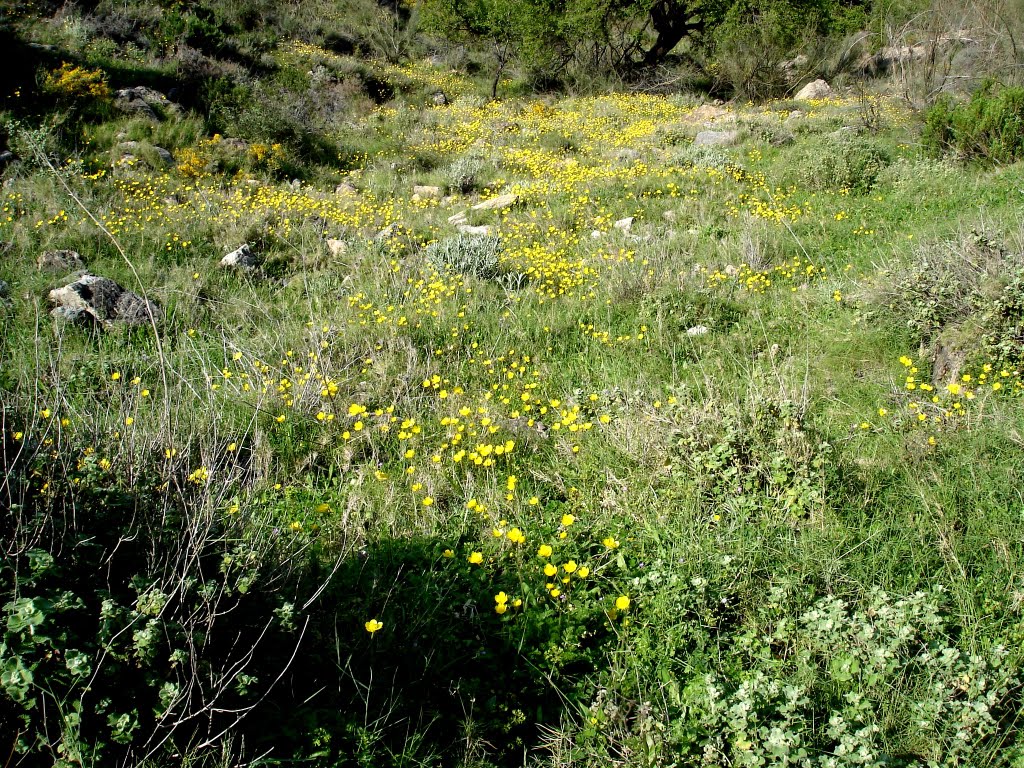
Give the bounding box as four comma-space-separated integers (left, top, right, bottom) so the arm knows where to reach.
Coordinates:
48, 274, 162, 327
694, 130, 740, 147
114, 87, 182, 120
153, 146, 174, 165
432, 91, 449, 106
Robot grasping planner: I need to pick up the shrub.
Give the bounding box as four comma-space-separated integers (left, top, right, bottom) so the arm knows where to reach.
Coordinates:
444, 154, 486, 193
923, 85, 1024, 164
424, 234, 502, 278
798, 133, 892, 193
670, 143, 734, 171
669, 392, 830, 521
41, 63, 110, 101
863, 229, 1024, 381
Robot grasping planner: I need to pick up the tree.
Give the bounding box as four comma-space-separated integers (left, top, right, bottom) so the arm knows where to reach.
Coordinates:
423, 0, 867, 90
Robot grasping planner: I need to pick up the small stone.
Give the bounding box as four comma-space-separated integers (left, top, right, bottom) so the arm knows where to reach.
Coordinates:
590, 230, 603, 239
471, 193, 518, 212
153, 146, 174, 165
221, 244, 259, 270
448, 211, 469, 225
432, 91, 449, 106
662, 211, 677, 221
457, 224, 493, 236
326, 239, 348, 258
38, 249, 85, 272
0, 151, 16, 169
375, 223, 399, 240
686, 325, 710, 337
413, 185, 442, 199
794, 79, 833, 101
614, 148, 639, 161
613, 217, 634, 232
694, 130, 740, 147
725, 264, 739, 277
335, 182, 357, 196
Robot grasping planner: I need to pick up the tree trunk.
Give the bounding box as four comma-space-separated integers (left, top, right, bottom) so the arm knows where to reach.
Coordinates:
637, 0, 705, 68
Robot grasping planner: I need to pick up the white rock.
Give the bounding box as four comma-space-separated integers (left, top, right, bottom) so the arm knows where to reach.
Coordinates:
326, 239, 347, 258
375, 223, 399, 240
471, 193, 518, 211
221, 244, 258, 270
686, 325, 710, 337
413, 185, 442, 199
448, 211, 469, 225
613, 217, 634, 232
794, 79, 833, 100
457, 224, 493, 236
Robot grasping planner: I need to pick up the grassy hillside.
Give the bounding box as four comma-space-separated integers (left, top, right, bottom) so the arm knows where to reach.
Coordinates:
3, 4, 1024, 768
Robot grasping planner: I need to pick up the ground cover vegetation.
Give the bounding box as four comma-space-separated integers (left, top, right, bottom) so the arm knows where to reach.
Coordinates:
3, 0, 1024, 765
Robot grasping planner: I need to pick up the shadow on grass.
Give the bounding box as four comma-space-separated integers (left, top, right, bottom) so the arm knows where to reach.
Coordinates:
249, 534, 607, 766
0, 432, 608, 767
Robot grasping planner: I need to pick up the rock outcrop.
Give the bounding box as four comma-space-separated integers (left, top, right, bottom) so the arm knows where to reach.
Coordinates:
49, 274, 162, 327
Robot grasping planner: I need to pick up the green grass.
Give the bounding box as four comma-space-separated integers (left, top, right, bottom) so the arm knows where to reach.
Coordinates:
3, 16, 1024, 768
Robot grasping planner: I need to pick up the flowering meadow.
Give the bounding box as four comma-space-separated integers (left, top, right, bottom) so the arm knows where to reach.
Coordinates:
3, 42, 1024, 767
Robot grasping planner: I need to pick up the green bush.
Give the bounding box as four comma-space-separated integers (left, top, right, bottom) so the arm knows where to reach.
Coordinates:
798, 133, 892, 193
424, 234, 502, 278
445, 154, 487, 193
923, 85, 1024, 164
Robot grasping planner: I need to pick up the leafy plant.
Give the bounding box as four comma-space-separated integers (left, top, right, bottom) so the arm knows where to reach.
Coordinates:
424, 234, 503, 278
923, 84, 1024, 164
